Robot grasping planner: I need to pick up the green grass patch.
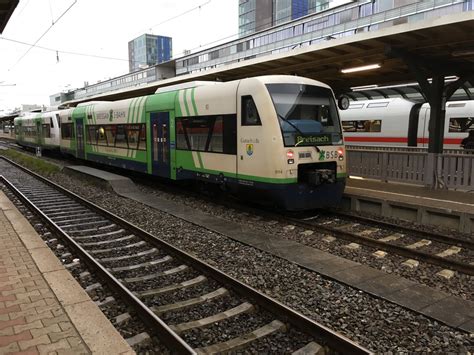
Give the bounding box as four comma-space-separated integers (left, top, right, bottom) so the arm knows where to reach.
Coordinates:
0, 149, 60, 176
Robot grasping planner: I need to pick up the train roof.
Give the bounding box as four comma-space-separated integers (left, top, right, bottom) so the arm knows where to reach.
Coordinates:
154, 75, 331, 94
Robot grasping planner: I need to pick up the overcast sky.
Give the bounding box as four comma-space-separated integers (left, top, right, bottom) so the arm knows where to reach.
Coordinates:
0, 0, 238, 113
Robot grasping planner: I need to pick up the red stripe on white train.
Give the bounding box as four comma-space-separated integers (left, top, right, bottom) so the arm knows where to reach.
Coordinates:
344, 137, 463, 145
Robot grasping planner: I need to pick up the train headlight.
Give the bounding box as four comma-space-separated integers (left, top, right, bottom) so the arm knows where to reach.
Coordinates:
286, 150, 294, 159
337, 148, 344, 161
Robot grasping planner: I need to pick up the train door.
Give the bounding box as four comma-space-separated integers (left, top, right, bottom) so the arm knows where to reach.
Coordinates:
236, 93, 264, 182
36, 120, 42, 146
417, 106, 430, 147
76, 118, 85, 159
150, 112, 170, 178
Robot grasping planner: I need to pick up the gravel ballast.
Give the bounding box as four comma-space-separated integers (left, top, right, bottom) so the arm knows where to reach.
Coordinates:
0, 160, 473, 353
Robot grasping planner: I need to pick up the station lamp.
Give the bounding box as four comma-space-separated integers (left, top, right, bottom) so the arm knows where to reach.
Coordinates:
341, 64, 381, 74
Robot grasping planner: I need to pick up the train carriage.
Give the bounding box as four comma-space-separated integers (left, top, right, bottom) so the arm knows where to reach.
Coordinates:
59, 75, 346, 210
14, 111, 61, 151
340, 98, 474, 148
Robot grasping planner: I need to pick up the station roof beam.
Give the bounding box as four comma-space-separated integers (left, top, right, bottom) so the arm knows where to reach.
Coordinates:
0, 0, 18, 34
386, 46, 474, 154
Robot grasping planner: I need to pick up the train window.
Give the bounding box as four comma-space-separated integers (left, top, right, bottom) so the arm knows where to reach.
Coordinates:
87, 126, 98, 144
367, 102, 389, 108
56, 114, 61, 128
207, 117, 223, 153
449, 117, 474, 132
49, 117, 54, 128
61, 123, 74, 139
126, 125, 140, 150
42, 124, 51, 138
105, 126, 116, 146
241, 96, 261, 126
342, 120, 382, 132
138, 124, 147, 150
115, 125, 128, 148
97, 126, 107, 146
176, 115, 236, 154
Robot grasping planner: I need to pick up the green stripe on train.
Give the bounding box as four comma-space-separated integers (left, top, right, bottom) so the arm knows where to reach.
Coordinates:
175, 151, 297, 184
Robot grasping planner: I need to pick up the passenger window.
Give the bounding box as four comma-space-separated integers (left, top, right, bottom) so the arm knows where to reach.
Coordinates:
42, 124, 51, 138
115, 125, 128, 148
87, 127, 97, 144
97, 126, 107, 146
242, 96, 261, 126
138, 124, 147, 150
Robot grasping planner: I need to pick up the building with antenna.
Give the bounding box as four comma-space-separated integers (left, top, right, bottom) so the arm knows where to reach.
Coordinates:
128, 34, 172, 72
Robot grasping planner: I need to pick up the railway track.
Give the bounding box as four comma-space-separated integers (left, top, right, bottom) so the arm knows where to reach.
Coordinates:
287, 211, 474, 276
0, 156, 370, 354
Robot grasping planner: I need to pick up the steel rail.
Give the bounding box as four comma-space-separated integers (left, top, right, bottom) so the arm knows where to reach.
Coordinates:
0, 175, 196, 355
0, 157, 372, 355
287, 216, 474, 276
327, 210, 474, 250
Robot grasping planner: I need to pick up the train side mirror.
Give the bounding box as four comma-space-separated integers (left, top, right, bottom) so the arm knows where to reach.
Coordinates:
337, 95, 350, 110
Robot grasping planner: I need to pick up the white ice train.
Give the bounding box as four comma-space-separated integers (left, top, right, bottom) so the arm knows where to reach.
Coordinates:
340, 98, 474, 148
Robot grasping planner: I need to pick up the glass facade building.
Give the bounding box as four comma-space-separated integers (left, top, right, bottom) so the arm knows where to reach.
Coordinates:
239, 0, 328, 36
128, 34, 172, 72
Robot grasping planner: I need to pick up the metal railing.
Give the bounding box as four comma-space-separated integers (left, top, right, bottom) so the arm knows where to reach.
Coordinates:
346, 145, 474, 190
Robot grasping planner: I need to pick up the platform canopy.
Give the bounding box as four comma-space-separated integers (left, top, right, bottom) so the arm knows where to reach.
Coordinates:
0, 0, 18, 34
63, 11, 474, 105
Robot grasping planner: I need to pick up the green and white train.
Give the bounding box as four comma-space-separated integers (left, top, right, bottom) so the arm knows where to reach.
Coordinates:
15, 75, 347, 210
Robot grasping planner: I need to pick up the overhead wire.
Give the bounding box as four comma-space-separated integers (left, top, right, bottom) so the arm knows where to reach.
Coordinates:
8, 0, 78, 71
1, 36, 129, 62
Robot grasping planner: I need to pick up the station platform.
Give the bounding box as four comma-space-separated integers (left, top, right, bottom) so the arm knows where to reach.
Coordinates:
0, 191, 133, 354
344, 178, 474, 234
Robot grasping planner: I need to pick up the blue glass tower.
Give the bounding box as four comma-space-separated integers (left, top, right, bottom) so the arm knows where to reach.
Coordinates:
128, 34, 172, 72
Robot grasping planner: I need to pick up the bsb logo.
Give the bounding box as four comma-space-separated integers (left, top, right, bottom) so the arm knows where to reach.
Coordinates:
319, 150, 326, 161
246, 144, 254, 156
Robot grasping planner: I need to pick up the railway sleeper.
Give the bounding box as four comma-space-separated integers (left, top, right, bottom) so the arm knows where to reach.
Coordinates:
56, 216, 107, 229
115, 312, 131, 326
109, 255, 173, 272
125, 332, 151, 348
194, 319, 286, 354
95, 296, 115, 308
152, 287, 228, 315
73, 229, 126, 240
123, 264, 188, 283
98, 248, 158, 262
67, 224, 117, 235
51, 212, 97, 222
87, 240, 146, 255
139, 275, 207, 298
59, 219, 110, 229
30, 197, 71, 204
34, 202, 77, 209
80, 234, 136, 247
41, 207, 88, 216
170, 302, 255, 334
292, 341, 325, 355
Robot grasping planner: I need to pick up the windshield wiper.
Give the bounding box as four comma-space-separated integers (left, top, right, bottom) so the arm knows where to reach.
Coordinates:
277, 113, 320, 151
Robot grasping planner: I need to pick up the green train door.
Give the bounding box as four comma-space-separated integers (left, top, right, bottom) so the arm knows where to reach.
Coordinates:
76, 118, 85, 159
150, 112, 170, 178
36, 120, 42, 146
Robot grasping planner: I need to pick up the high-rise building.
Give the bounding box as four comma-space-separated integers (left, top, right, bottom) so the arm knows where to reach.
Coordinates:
128, 34, 172, 72
239, 0, 336, 36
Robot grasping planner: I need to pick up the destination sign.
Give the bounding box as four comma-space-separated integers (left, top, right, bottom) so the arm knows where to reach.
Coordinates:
295, 134, 332, 146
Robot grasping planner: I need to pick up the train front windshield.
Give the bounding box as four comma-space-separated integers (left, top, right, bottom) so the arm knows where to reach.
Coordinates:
266, 84, 342, 147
